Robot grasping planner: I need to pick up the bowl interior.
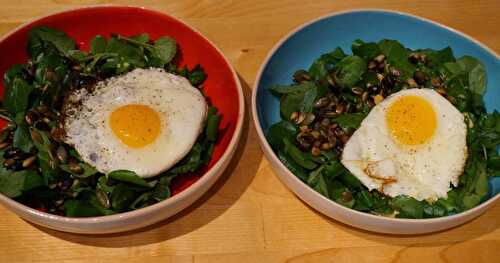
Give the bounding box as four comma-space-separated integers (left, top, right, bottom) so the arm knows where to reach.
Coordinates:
0, 6, 241, 197
255, 10, 500, 202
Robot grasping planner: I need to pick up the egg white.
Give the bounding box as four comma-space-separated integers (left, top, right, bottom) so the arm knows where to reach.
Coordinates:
63, 68, 207, 178
341, 88, 467, 201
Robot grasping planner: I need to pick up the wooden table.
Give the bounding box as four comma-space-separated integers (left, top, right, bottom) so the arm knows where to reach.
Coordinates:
1, 1, 499, 262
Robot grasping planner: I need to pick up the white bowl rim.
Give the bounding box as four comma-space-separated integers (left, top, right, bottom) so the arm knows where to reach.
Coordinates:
0, 5, 245, 225
251, 8, 500, 224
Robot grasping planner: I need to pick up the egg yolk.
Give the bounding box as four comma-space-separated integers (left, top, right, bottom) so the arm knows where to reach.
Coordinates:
109, 104, 161, 148
386, 95, 437, 145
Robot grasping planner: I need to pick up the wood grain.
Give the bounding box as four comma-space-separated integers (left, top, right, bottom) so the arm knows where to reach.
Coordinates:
0, 1, 499, 262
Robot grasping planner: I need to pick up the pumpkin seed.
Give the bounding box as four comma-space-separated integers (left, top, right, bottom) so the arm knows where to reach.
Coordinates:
321, 142, 333, 151
368, 61, 377, 70
374, 54, 385, 63
30, 129, 43, 144
69, 162, 83, 174
406, 78, 418, 88
302, 113, 315, 126
96, 188, 111, 209
361, 91, 369, 102
3, 158, 15, 168
56, 146, 68, 164
311, 146, 321, 156
351, 86, 363, 95
335, 104, 345, 114
314, 97, 330, 108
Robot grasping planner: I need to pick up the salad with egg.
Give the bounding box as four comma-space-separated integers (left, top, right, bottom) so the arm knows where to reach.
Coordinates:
0, 27, 220, 217
268, 39, 499, 218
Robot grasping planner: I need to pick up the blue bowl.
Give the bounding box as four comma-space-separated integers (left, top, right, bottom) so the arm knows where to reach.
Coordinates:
252, 10, 500, 234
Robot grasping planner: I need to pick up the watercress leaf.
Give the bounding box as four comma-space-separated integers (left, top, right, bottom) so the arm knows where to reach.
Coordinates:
187, 65, 207, 86
267, 120, 297, 149
111, 183, 139, 212
469, 62, 487, 96
378, 39, 415, 78
168, 143, 204, 174
90, 35, 107, 54
67, 50, 89, 63
270, 81, 315, 95
106, 37, 145, 68
108, 170, 153, 188
131, 33, 149, 44
334, 112, 366, 130
3, 64, 28, 89
333, 55, 367, 88
436, 190, 460, 213
423, 203, 446, 218
27, 26, 76, 57
4, 78, 33, 115
13, 120, 33, 152
392, 195, 424, 219
283, 137, 318, 170
64, 199, 103, 217
352, 39, 380, 60
277, 149, 309, 182
152, 36, 177, 65
0, 169, 24, 198
205, 112, 220, 142
420, 47, 455, 68
308, 47, 346, 80
22, 170, 44, 191
280, 84, 319, 119
151, 176, 172, 202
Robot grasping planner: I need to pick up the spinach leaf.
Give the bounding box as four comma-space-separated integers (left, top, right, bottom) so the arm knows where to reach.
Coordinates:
27, 26, 76, 57
187, 64, 207, 86
168, 143, 204, 174
3, 78, 33, 115
308, 47, 346, 80
333, 56, 367, 88
267, 121, 297, 149
90, 35, 107, 54
392, 195, 424, 219
13, 117, 33, 152
150, 176, 172, 202
279, 82, 318, 119
283, 137, 318, 170
0, 170, 25, 198
352, 39, 380, 60
307, 166, 330, 198
334, 112, 366, 130
205, 109, 220, 142
378, 39, 415, 78
277, 149, 309, 182
419, 47, 455, 68
22, 170, 44, 191
108, 170, 153, 188
64, 198, 108, 217
270, 81, 316, 95
151, 36, 177, 65
111, 183, 139, 212
353, 189, 374, 211
443, 56, 487, 95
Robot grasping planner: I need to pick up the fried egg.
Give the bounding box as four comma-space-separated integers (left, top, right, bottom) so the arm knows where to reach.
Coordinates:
341, 88, 467, 201
63, 68, 207, 178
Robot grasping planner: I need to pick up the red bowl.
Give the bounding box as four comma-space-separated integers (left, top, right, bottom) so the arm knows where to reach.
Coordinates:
0, 6, 244, 233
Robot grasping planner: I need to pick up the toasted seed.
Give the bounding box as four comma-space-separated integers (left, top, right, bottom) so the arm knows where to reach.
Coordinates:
340, 134, 350, 144
314, 97, 330, 108
30, 129, 43, 144
378, 62, 386, 70
25, 111, 38, 126
56, 146, 68, 164
373, 94, 384, 105
22, 156, 37, 168
335, 104, 345, 114
376, 73, 385, 82
302, 113, 316, 126
96, 188, 111, 209
310, 130, 321, 139
50, 127, 65, 142
368, 61, 377, 70
0, 141, 10, 150
436, 88, 446, 96
290, 112, 299, 122
3, 158, 15, 167
36, 105, 49, 114
326, 75, 336, 87
327, 133, 337, 144
54, 199, 65, 207
345, 103, 352, 113
351, 86, 363, 95
321, 142, 333, 151
69, 162, 83, 174
293, 69, 311, 83
320, 118, 331, 127
431, 78, 441, 88
413, 71, 427, 84
322, 111, 339, 118
311, 146, 321, 156
361, 91, 369, 102
299, 125, 310, 132
390, 68, 401, 77
341, 191, 353, 202
374, 54, 385, 63
313, 140, 322, 148
407, 78, 418, 88
408, 53, 420, 64
4, 147, 22, 159
296, 112, 306, 124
